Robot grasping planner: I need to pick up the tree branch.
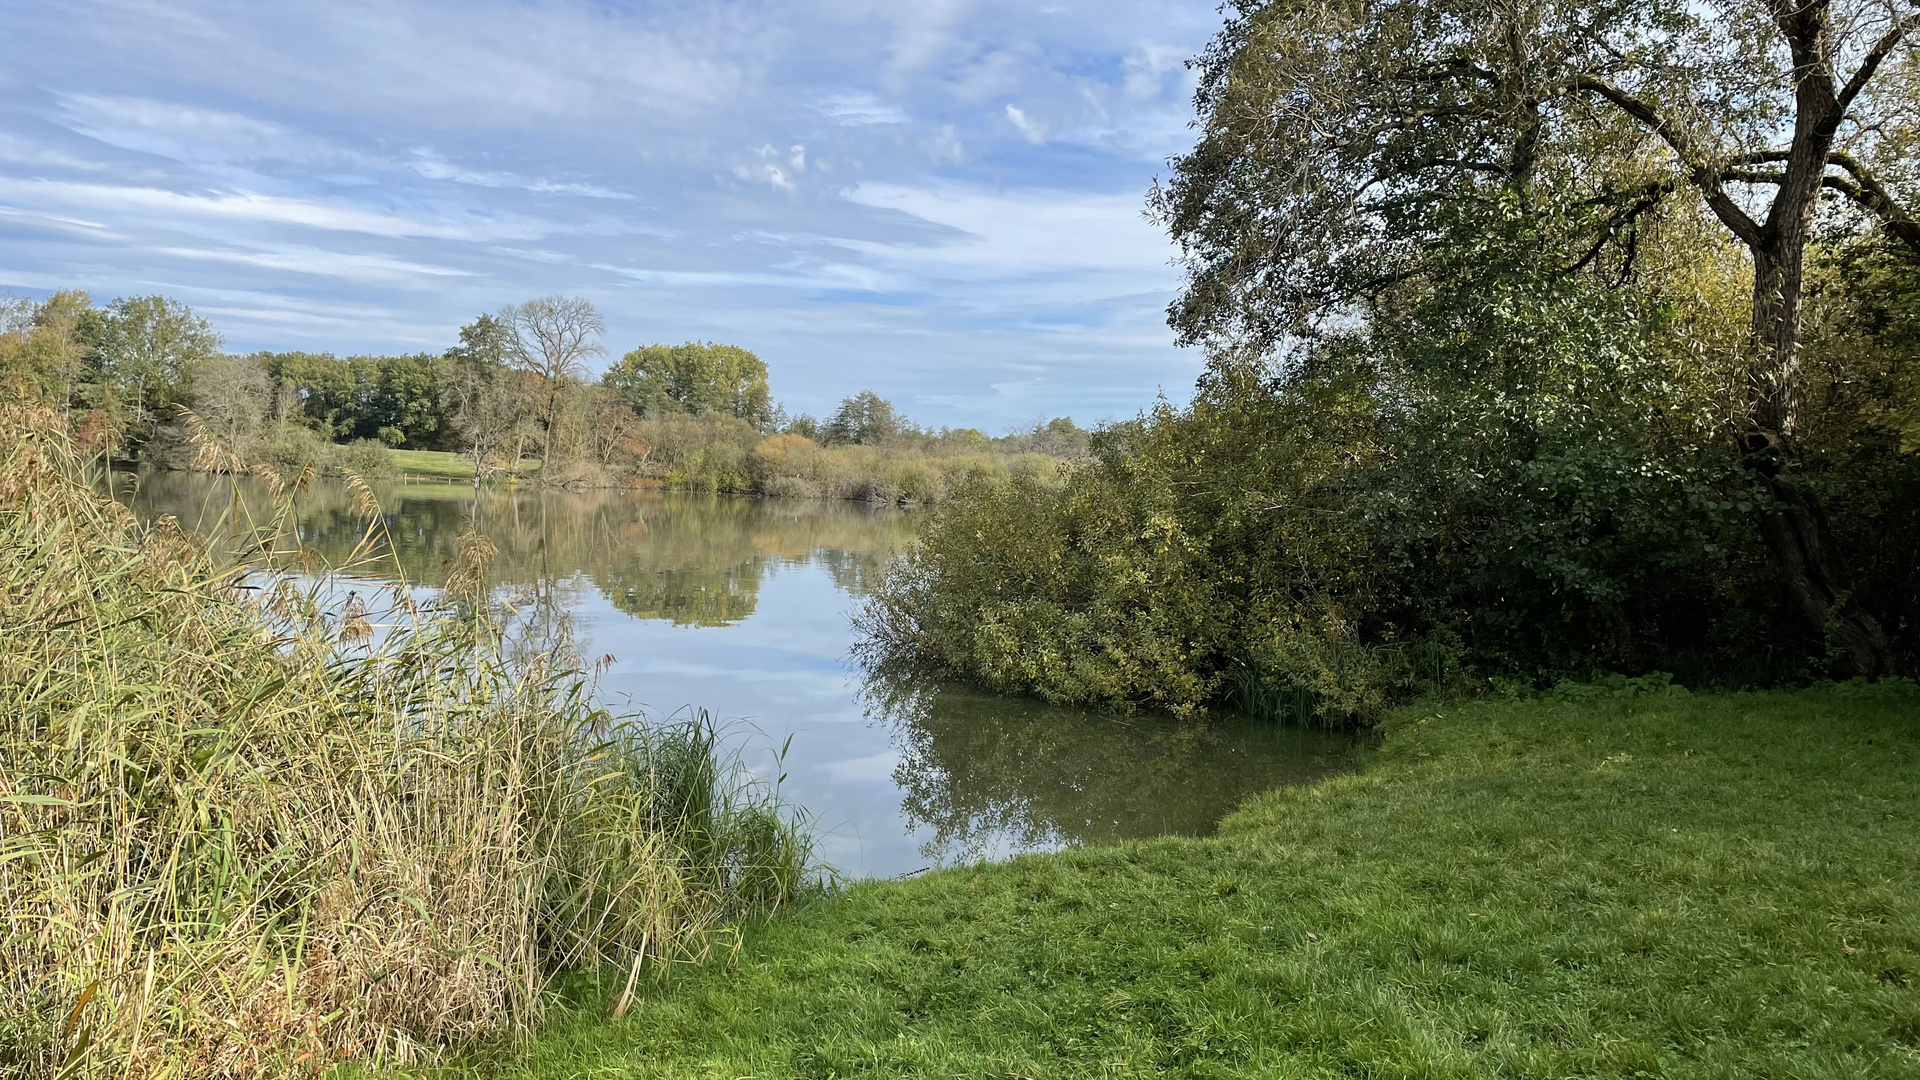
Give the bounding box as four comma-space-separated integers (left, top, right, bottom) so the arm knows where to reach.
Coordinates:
1568, 181, 1675, 274
1352, 156, 1509, 202
1570, 75, 1766, 246
1822, 152, 1920, 253
1396, 57, 1503, 86
1724, 169, 1788, 185
1838, 10, 1920, 111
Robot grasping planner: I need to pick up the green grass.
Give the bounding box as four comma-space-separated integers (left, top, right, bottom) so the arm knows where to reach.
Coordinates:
486, 683, 1920, 1079
387, 449, 537, 480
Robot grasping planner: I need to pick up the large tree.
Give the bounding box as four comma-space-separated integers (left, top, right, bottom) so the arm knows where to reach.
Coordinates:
445, 313, 528, 484
1159, 0, 1920, 675
602, 341, 775, 428
504, 295, 605, 475
97, 296, 221, 433
823, 391, 903, 446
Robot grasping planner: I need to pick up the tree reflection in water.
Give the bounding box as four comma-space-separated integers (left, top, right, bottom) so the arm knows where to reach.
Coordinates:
864, 677, 1358, 864
117, 473, 917, 628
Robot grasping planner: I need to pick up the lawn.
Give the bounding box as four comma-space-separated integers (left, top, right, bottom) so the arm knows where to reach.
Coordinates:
475, 682, 1920, 1079
387, 449, 535, 480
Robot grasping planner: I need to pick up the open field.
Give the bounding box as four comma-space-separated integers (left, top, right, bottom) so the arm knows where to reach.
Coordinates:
490, 683, 1920, 1079
386, 449, 539, 481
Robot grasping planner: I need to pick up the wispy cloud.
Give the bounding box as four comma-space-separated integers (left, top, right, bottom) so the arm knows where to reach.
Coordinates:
815, 94, 910, 125
405, 152, 632, 199
160, 245, 477, 284
53, 94, 345, 166
1003, 104, 1048, 145
0, 178, 546, 240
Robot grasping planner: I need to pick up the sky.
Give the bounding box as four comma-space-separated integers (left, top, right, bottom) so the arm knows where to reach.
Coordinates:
0, 0, 1226, 430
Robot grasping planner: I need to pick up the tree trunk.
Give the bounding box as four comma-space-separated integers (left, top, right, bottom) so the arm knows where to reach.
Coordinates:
540, 381, 559, 478
1744, 234, 1902, 675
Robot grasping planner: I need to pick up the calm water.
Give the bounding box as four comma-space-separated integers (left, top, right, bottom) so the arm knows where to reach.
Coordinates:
119, 472, 1355, 879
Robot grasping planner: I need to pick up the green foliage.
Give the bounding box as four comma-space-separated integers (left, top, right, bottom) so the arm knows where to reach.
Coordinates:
98, 295, 221, 429
1800, 242, 1920, 637
625, 412, 1071, 506
503, 685, 1920, 1080
864, 240, 1808, 720
822, 390, 901, 445
603, 342, 774, 428
257, 350, 460, 449
1153, 0, 1920, 678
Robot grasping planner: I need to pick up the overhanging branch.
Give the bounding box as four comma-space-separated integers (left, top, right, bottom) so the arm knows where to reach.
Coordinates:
1570, 75, 1765, 247
1821, 154, 1920, 252
1838, 11, 1920, 111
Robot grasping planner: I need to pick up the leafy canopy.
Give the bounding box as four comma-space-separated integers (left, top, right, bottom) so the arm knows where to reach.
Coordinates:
603, 342, 775, 429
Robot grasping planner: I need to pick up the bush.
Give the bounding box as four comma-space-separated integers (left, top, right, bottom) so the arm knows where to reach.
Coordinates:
329, 437, 395, 481
619, 415, 1078, 505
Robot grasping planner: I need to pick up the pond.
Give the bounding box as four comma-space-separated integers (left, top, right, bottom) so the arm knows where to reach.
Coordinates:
118, 472, 1356, 879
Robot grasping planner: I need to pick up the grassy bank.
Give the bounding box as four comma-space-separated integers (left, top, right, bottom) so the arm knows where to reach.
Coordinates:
0, 408, 808, 1079
387, 450, 539, 481
499, 683, 1920, 1078
389, 448, 483, 479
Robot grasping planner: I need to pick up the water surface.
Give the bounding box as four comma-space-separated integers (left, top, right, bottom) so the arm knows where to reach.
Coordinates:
121, 472, 1355, 878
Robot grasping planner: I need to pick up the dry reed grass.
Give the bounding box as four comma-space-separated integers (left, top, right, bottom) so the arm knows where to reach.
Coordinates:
0, 405, 808, 1079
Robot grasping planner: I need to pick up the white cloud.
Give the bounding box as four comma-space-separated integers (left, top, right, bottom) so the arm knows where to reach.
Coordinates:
0, 178, 546, 241
405, 153, 631, 199
0, 205, 113, 234
53, 94, 346, 166
159, 245, 476, 284
596, 261, 891, 293
924, 124, 965, 164
815, 94, 909, 125
841, 182, 1174, 287
1004, 103, 1048, 144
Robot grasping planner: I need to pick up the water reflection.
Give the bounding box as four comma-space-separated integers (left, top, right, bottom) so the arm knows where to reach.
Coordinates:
869, 681, 1354, 864
119, 472, 917, 626
117, 472, 1353, 878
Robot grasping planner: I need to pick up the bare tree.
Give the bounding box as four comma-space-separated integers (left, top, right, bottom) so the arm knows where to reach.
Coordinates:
503, 296, 605, 477
584, 385, 647, 467
191, 355, 271, 453
0, 295, 34, 339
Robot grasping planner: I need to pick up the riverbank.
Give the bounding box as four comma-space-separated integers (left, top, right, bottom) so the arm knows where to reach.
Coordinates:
493, 683, 1920, 1078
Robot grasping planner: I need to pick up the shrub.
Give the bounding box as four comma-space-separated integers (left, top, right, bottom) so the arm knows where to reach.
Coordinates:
329, 437, 395, 480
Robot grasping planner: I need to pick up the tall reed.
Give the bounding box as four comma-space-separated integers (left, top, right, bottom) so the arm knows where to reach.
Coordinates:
0, 406, 807, 1079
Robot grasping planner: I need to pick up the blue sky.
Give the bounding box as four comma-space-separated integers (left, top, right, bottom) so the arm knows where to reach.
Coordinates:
0, 0, 1224, 430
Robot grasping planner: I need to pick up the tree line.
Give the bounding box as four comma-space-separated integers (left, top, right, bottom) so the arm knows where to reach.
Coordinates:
0, 291, 1087, 490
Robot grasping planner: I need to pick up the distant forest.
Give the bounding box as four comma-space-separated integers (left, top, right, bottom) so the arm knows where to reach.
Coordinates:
0, 292, 1090, 501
